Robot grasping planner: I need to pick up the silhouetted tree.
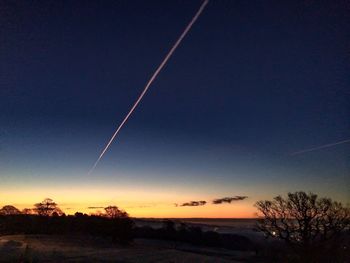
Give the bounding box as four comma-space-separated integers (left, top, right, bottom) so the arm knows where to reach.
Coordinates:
52, 209, 65, 217
33, 198, 62, 216
256, 191, 350, 260
91, 210, 104, 217
22, 208, 33, 215
0, 205, 21, 215
0, 203, 134, 245
74, 212, 86, 217
104, 206, 128, 218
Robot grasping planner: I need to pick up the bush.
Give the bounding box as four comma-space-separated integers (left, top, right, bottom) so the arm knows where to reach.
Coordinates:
0, 214, 134, 245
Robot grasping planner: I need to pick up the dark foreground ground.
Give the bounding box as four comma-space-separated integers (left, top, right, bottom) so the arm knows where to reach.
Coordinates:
0, 235, 255, 262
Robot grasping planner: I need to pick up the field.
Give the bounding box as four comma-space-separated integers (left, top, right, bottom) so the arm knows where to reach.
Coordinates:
0, 234, 255, 262
135, 218, 264, 241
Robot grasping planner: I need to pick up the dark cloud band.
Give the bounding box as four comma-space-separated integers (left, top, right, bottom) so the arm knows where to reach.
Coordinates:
212, 196, 248, 204
180, 201, 207, 207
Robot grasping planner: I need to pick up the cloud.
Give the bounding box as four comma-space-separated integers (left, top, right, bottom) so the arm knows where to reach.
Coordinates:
180, 201, 207, 207
87, 206, 105, 209
212, 196, 248, 204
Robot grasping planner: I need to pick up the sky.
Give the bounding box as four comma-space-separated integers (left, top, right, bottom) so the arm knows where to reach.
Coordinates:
0, 0, 349, 217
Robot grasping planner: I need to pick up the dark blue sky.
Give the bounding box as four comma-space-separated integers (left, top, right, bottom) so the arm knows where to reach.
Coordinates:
0, 0, 349, 215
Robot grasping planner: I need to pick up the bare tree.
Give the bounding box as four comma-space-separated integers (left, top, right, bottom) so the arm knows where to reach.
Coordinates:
256, 191, 349, 253
33, 198, 62, 216
0, 205, 21, 215
104, 206, 128, 219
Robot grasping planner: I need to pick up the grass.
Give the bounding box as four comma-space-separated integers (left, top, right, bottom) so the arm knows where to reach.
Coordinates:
0, 235, 247, 262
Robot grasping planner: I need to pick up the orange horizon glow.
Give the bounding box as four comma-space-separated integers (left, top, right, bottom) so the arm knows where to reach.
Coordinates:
3, 204, 257, 219
0, 186, 258, 218
1, 183, 347, 218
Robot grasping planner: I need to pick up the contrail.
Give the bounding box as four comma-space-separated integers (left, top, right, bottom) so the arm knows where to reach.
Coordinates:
290, 139, 350, 156
88, 0, 209, 174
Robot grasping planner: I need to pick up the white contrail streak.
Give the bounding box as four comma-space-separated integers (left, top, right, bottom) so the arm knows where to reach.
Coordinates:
290, 139, 350, 156
88, 0, 209, 174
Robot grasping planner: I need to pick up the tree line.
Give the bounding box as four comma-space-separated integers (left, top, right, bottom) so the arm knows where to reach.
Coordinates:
0, 198, 133, 244
0, 198, 128, 219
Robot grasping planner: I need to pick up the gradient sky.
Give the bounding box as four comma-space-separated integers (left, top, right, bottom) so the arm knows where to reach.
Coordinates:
0, 0, 349, 217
